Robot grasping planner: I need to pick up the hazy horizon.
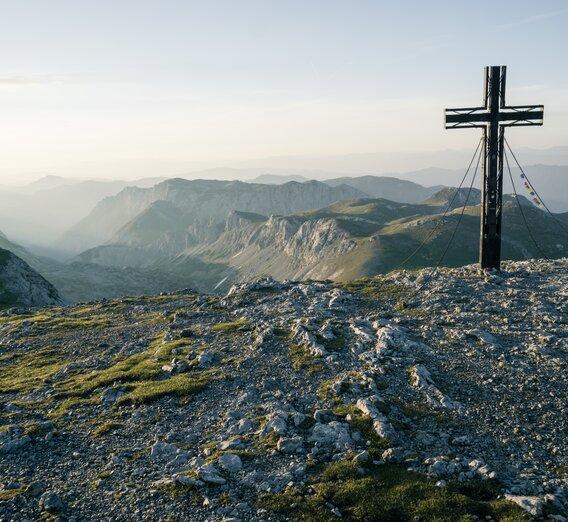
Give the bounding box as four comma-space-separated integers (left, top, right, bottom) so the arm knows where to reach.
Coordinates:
2, 1, 568, 184
3, 143, 568, 188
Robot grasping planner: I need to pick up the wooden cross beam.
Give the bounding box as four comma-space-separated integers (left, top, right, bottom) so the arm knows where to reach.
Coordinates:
445, 66, 544, 270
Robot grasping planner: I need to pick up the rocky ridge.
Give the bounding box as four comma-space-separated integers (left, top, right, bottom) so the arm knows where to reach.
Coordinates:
57, 179, 366, 255
187, 195, 568, 287
0, 259, 566, 520
0, 249, 64, 308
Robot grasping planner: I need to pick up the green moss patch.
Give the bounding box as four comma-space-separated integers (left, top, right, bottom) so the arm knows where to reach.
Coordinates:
115, 373, 211, 406
23, 421, 52, 439
211, 318, 249, 333
0, 348, 68, 393
50, 337, 210, 416
264, 462, 528, 521
0, 488, 24, 501
54, 338, 188, 399
336, 280, 410, 303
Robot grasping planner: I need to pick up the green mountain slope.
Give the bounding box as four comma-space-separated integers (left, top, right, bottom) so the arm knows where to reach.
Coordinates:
66, 187, 568, 293
191, 189, 568, 284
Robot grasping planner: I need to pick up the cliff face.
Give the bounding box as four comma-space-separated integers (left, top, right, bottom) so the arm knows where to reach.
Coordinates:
211, 215, 356, 271
57, 179, 367, 254
0, 249, 64, 307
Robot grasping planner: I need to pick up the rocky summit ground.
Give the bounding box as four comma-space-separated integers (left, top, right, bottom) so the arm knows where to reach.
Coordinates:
0, 258, 566, 521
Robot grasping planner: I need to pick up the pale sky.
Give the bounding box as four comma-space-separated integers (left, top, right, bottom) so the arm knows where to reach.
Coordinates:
1, 0, 568, 182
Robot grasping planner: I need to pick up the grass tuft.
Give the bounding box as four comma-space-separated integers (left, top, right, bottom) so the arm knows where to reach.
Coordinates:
211, 318, 249, 333
116, 373, 211, 406
93, 422, 124, 438
0, 488, 24, 501
49, 337, 211, 416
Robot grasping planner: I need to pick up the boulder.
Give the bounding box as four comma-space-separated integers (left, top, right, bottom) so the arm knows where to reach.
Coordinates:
150, 441, 179, 461
39, 491, 64, 513
219, 453, 243, 473
308, 421, 352, 450
198, 465, 226, 485
277, 437, 304, 454
504, 495, 544, 517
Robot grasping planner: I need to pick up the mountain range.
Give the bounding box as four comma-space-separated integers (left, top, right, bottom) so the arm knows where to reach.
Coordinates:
251, 166, 568, 212
0, 179, 370, 302
59, 179, 568, 297
0, 174, 566, 303
2, 159, 566, 257
55, 179, 366, 255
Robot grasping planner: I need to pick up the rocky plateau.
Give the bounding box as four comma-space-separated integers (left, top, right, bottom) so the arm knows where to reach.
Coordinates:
0, 259, 566, 521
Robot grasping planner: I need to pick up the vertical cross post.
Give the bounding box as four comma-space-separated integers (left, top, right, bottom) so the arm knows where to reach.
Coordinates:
445, 66, 544, 270
481, 66, 505, 269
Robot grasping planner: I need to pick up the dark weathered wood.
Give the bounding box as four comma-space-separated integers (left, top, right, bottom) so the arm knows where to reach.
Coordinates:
445, 66, 544, 270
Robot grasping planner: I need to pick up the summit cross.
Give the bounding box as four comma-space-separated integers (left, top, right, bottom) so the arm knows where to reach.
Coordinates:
445, 65, 544, 270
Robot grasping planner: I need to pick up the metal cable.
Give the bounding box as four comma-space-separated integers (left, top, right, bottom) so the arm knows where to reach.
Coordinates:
503, 147, 549, 260
390, 136, 484, 272
400, 140, 483, 307
504, 137, 568, 233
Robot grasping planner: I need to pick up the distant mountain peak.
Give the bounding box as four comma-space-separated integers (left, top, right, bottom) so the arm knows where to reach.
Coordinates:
24, 174, 78, 192
251, 173, 310, 185
324, 176, 442, 204
424, 187, 482, 209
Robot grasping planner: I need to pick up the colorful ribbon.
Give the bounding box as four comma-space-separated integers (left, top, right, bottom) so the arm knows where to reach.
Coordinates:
520, 173, 544, 208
